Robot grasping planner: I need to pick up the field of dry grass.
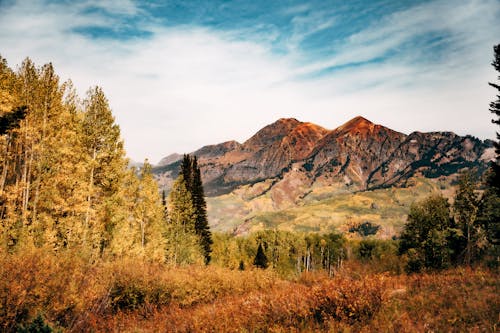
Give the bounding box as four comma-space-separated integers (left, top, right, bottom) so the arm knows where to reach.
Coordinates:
1, 248, 497, 332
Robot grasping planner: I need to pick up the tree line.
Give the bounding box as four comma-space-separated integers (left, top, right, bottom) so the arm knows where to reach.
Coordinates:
0, 56, 211, 264
399, 44, 500, 272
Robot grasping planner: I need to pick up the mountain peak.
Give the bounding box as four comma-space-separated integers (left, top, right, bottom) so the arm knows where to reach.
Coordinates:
336, 116, 374, 133
276, 117, 300, 124
244, 118, 302, 148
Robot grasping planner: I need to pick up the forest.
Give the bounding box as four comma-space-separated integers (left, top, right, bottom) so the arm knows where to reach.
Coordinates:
0, 50, 498, 332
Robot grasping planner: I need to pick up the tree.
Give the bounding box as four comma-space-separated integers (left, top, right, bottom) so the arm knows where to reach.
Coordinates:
114, 160, 165, 261
453, 172, 483, 265
0, 106, 27, 135
0, 59, 90, 253
476, 44, 500, 265
166, 175, 203, 265
191, 157, 213, 264
179, 154, 212, 264
399, 194, 455, 271
253, 242, 269, 269
487, 44, 500, 190
82, 86, 128, 255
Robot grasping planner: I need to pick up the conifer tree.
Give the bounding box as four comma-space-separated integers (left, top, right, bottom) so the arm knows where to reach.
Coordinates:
180, 154, 193, 191
487, 44, 500, 190
253, 243, 269, 269
477, 44, 500, 253
191, 156, 213, 264
179, 154, 213, 264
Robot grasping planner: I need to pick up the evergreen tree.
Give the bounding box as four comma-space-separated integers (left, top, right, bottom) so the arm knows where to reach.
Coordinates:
179, 154, 213, 264
180, 154, 193, 191
487, 44, 500, 190
191, 157, 213, 264
477, 44, 500, 263
253, 243, 269, 269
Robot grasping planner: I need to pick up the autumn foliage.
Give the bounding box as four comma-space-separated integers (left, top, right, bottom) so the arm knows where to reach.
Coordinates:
0, 248, 497, 332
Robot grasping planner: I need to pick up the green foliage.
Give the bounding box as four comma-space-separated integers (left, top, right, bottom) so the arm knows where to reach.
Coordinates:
253, 243, 269, 269
349, 221, 380, 237
180, 155, 213, 264
211, 230, 346, 276
478, 187, 500, 248
399, 194, 456, 272
16, 314, 53, 333
453, 172, 483, 265
358, 240, 377, 260
475, 44, 500, 266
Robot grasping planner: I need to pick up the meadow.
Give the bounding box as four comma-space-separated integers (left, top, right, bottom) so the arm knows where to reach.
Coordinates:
1, 247, 497, 332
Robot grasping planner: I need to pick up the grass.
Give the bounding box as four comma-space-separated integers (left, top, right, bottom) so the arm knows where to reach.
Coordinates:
1, 249, 497, 332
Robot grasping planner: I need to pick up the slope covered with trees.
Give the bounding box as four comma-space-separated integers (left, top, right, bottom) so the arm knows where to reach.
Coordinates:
0, 57, 205, 263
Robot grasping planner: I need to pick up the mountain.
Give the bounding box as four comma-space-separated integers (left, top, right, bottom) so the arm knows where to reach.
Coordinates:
154, 118, 329, 196
153, 116, 493, 235
157, 153, 183, 167
154, 116, 492, 195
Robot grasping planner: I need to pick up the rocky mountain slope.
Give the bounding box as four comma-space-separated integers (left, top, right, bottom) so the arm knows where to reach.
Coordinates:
153, 116, 493, 235
153, 116, 493, 197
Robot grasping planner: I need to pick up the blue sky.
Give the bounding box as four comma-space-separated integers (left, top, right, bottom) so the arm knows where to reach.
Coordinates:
0, 0, 499, 163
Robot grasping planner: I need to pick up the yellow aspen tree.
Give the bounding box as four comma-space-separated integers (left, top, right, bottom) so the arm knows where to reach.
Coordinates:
82, 86, 128, 255
166, 175, 203, 265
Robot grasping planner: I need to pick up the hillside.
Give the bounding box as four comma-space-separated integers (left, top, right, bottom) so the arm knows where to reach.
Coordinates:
153, 116, 493, 235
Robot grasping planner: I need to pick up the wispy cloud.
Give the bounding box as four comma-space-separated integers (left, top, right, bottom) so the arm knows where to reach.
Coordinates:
0, 0, 498, 163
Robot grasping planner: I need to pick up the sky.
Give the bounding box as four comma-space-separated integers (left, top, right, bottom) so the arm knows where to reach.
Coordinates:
0, 0, 499, 164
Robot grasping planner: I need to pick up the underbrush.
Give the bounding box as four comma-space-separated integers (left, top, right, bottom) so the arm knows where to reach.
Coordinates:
0, 249, 497, 332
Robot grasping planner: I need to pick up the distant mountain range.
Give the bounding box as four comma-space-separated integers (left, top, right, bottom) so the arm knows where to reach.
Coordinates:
153, 116, 494, 197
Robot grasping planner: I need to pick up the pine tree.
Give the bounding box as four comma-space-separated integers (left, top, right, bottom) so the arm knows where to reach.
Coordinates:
477, 44, 500, 256
191, 156, 213, 264
180, 154, 193, 191
487, 44, 500, 190
179, 154, 213, 264
253, 243, 269, 269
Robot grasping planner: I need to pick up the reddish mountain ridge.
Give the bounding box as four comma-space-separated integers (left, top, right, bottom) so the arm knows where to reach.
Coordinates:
153, 116, 493, 197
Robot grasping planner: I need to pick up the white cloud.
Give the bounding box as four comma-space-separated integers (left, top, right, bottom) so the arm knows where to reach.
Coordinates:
0, 0, 498, 164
